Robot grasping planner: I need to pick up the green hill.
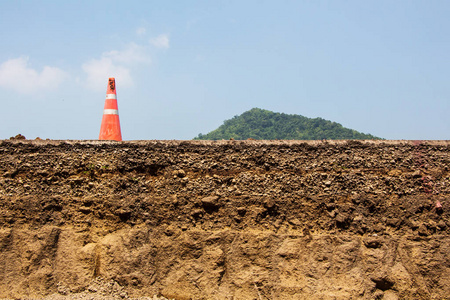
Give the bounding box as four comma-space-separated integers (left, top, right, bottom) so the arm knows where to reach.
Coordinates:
194, 108, 381, 140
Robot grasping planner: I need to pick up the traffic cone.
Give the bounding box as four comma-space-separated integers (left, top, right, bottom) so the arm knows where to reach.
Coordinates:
99, 77, 122, 141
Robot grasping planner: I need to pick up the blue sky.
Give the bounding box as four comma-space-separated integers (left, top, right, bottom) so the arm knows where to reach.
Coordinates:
0, 1, 449, 140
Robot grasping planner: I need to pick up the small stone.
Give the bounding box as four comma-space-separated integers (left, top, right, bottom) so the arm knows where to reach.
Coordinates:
201, 196, 219, 209
328, 210, 337, 218
373, 223, 385, 233
427, 220, 437, 231
88, 285, 98, 293
119, 291, 127, 298
79, 206, 92, 214
335, 213, 351, 228
408, 219, 420, 229
384, 290, 399, 300
353, 214, 363, 222
437, 220, 446, 230
181, 177, 189, 185
418, 224, 429, 236
364, 237, 383, 248
57, 283, 69, 295
326, 202, 336, 210
412, 170, 422, 178
164, 225, 175, 236
373, 290, 384, 299
436, 200, 443, 213
285, 217, 299, 226
263, 198, 276, 209
237, 207, 247, 216
386, 218, 401, 227
173, 169, 186, 178
191, 209, 203, 218
10, 134, 26, 140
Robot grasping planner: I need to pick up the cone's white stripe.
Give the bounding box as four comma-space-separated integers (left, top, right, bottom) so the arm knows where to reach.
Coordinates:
106, 94, 117, 99
104, 109, 119, 115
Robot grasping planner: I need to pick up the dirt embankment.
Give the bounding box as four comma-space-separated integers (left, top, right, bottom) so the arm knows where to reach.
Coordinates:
0, 140, 449, 300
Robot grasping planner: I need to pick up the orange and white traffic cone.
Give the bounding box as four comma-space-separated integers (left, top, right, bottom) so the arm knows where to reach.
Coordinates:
99, 77, 122, 141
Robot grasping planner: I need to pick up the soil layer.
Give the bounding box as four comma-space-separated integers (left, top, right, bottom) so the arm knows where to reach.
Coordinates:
0, 140, 449, 299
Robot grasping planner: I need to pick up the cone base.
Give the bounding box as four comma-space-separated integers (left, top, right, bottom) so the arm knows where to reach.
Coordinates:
99, 115, 122, 141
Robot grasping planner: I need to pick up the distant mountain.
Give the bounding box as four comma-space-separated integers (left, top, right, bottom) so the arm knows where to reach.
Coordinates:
194, 108, 381, 140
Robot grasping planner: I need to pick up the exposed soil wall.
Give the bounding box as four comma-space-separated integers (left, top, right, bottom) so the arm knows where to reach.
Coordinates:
0, 140, 449, 299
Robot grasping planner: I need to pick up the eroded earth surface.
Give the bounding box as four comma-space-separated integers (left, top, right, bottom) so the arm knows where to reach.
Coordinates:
0, 140, 449, 299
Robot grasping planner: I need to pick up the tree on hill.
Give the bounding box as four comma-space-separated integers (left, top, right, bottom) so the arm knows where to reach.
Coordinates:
194, 108, 381, 140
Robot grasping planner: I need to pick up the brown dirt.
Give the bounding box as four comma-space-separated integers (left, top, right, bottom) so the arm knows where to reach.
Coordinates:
0, 139, 449, 300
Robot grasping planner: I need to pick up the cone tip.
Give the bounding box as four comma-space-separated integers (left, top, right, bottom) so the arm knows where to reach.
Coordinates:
107, 77, 116, 94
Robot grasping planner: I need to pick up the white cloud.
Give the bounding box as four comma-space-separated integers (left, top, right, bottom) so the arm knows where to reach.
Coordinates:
82, 57, 133, 91
82, 43, 151, 91
0, 57, 67, 94
103, 43, 151, 64
136, 27, 146, 36
150, 34, 170, 49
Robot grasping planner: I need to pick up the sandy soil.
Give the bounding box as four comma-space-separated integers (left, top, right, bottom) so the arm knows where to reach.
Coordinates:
0, 139, 449, 299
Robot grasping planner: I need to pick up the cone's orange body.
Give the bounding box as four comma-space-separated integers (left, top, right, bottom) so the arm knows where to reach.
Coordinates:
99, 78, 122, 141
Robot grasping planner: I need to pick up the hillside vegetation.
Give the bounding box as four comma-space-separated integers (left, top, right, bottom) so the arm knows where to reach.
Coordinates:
194, 108, 380, 140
